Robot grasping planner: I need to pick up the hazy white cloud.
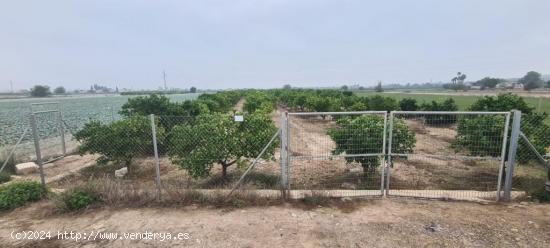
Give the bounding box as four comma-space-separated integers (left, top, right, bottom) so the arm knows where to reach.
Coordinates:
1, 0, 549, 91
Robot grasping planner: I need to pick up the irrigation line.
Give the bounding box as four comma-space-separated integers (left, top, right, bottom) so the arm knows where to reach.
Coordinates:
0, 127, 29, 174
226, 129, 280, 198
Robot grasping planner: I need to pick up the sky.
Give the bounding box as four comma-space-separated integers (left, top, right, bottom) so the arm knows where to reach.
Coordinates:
1, 0, 549, 91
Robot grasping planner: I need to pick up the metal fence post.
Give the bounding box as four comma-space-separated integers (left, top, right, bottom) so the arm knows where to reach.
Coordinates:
30, 114, 46, 188
285, 112, 291, 191
385, 111, 394, 195
280, 112, 288, 194
380, 112, 388, 196
150, 114, 162, 200
503, 110, 521, 201
58, 111, 66, 156
496, 112, 511, 201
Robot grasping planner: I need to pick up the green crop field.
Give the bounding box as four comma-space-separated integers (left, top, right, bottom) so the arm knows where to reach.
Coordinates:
354, 91, 550, 113
0, 93, 201, 146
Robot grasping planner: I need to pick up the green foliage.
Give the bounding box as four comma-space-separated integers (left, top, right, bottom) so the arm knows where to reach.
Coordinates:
290, 93, 309, 111
468, 93, 533, 114
271, 89, 402, 112
328, 115, 415, 171
519, 114, 550, 162
349, 101, 367, 111
53, 86, 66, 94
0, 172, 11, 184
366, 95, 398, 111
520, 71, 543, 90
59, 189, 101, 211
120, 94, 186, 116
197, 91, 242, 113
458, 93, 550, 163
243, 91, 275, 114
443, 83, 468, 91
74, 116, 164, 172
341, 95, 362, 110
30, 85, 51, 97
420, 98, 459, 124
189, 86, 197, 93
399, 98, 418, 111
168, 112, 278, 178
0, 181, 47, 210
454, 115, 506, 156
474, 77, 503, 89
120, 92, 242, 117
389, 118, 417, 154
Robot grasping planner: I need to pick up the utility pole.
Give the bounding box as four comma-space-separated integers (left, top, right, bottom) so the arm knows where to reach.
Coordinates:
10, 80, 13, 93
163, 70, 167, 90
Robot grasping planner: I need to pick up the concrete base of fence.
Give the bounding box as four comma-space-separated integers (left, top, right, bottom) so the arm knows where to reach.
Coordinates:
167, 189, 525, 202
387, 190, 525, 202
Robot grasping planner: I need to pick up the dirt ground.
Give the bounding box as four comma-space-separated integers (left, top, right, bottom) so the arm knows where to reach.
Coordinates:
37, 107, 532, 196
0, 198, 549, 247
391, 119, 502, 191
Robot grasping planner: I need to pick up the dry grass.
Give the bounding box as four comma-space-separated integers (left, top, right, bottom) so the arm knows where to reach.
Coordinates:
49, 177, 372, 214
55, 177, 285, 210
295, 191, 362, 213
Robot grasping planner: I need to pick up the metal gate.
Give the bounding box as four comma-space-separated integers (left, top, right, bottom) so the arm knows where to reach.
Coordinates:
30, 102, 67, 164
281, 111, 387, 197
386, 111, 511, 201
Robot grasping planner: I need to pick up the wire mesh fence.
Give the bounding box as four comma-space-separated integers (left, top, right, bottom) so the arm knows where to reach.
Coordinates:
512, 112, 550, 201
3, 107, 548, 202
285, 112, 387, 197
0, 103, 120, 168
387, 111, 511, 201
154, 114, 281, 192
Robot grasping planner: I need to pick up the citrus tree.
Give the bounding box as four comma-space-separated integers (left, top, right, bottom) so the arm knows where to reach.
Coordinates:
328, 115, 415, 173
456, 93, 550, 162
419, 98, 459, 125
74, 116, 164, 173
168, 112, 277, 179
243, 91, 275, 114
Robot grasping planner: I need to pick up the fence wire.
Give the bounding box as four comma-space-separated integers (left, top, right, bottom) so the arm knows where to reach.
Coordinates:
512, 113, 550, 201
388, 112, 510, 201
154, 114, 280, 191
4, 108, 548, 202
286, 112, 387, 197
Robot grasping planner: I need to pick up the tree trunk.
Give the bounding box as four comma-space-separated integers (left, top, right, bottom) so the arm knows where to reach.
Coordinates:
220, 160, 237, 179
125, 160, 132, 175
221, 164, 228, 178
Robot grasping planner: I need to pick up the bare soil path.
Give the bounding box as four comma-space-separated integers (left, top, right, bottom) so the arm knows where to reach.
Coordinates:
233, 98, 245, 112
0, 199, 549, 247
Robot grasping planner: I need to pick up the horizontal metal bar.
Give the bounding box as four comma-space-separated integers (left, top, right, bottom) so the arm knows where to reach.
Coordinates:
288, 111, 386, 116
33, 110, 60, 114
391, 153, 501, 161
392, 111, 510, 115
30, 102, 60, 105
290, 153, 383, 160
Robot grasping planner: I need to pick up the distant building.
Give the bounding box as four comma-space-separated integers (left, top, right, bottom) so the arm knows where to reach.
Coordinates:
470, 85, 482, 90
496, 81, 523, 90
